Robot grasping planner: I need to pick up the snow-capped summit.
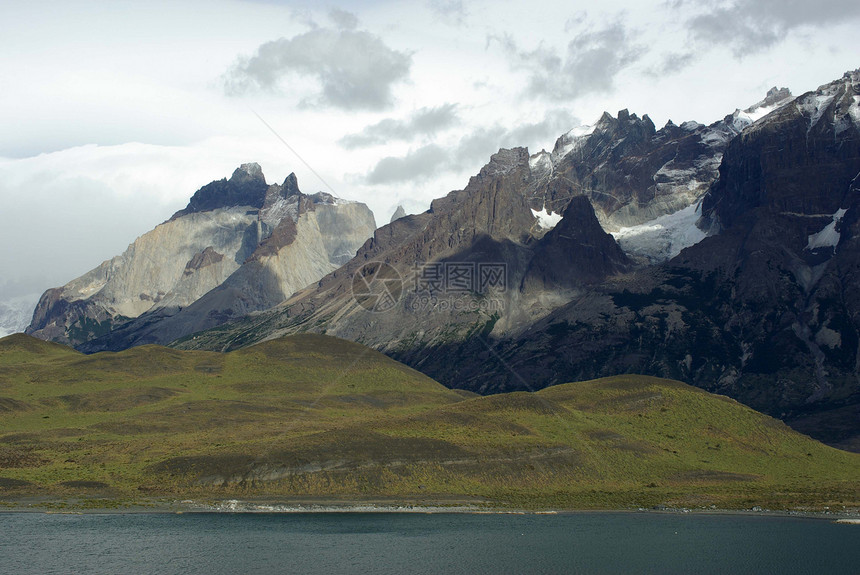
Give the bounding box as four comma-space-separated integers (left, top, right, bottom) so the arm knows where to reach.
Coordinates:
795, 67, 860, 133
550, 123, 596, 161
701, 68, 860, 232
746, 86, 793, 114
729, 87, 794, 131
237, 162, 264, 180
528, 150, 553, 180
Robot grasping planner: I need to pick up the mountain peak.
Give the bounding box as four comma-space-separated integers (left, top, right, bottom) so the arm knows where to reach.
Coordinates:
477, 147, 529, 178
591, 109, 655, 136
742, 87, 793, 116
233, 162, 265, 182
390, 205, 407, 223
834, 67, 860, 88
282, 172, 300, 196
744, 87, 793, 114
725, 87, 795, 132
172, 163, 271, 220
525, 195, 630, 290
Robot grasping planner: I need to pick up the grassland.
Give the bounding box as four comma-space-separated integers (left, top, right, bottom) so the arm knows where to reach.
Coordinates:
0, 333, 858, 511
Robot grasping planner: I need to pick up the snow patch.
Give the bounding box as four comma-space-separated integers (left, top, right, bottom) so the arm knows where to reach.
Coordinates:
553, 123, 596, 160
568, 124, 596, 138
611, 203, 707, 263
733, 104, 776, 126
700, 128, 735, 147
850, 95, 860, 125
797, 92, 837, 131
728, 92, 795, 132
261, 196, 299, 227
528, 151, 553, 174
655, 164, 696, 181
807, 208, 847, 251
531, 207, 563, 230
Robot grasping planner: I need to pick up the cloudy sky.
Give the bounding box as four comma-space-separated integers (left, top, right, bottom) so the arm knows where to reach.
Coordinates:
1, 0, 858, 299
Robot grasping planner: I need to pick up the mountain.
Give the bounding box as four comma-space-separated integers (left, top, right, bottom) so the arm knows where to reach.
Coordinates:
1, 333, 857, 510
387, 69, 860, 450
0, 294, 40, 338
173, 86, 786, 354
26, 164, 376, 350
175, 70, 860, 451
531, 97, 784, 234
438, 70, 860, 450
173, 146, 634, 357
390, 205, 407, 223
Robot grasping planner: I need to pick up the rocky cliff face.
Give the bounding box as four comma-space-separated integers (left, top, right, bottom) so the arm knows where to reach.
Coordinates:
523, 196, 630, 291
171, 91, 783, 357
28, 164, 376, 349
381, 70, 860, 450
173, 147, 637, 365
36, 87, 776, 352
531, 105, 757, 232
175, 70, 860, 451
702, 71, 859, 231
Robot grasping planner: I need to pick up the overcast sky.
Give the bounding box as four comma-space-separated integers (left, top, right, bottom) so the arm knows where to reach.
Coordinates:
1, 0, 858, 299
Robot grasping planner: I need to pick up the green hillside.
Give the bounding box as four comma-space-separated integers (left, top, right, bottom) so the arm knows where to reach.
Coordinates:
0, 333, 858, 510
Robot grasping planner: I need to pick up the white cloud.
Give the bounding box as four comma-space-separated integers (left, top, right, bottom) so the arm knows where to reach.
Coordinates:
224, 27, 412, 110
682, 0, 860, 56
491, 19, 643, 101
0, 139, 301, 293
362, 109, 578, 185
329, 8, 359, 30
365, 144, 449, 185
339, 104, 459, 149
2, 0, 860, 305
427, 0, 468, 25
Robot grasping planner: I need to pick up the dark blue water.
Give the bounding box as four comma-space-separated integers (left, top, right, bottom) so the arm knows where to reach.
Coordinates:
1, 512, 858, 574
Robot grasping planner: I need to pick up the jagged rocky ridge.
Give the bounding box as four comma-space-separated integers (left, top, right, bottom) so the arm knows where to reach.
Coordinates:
175, 70, 860, 451
27, 164, 376, 350
173, 83, 800, 357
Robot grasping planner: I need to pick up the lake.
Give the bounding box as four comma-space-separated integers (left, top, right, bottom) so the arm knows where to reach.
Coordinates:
1, 511, 858, 574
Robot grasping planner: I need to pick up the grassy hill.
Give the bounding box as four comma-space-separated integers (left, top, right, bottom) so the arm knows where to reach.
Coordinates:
0, 333, 858, 510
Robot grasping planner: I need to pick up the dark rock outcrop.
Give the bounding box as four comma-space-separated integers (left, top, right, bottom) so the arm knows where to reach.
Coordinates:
524, 196, 630, 290
534, 107, 744, 230
702, 72, 860, 231
171, 163, 269, 220
184, 247, 224, 275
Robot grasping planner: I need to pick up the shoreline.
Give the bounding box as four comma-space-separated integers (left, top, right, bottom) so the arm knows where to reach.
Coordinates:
2, 497, 859, 521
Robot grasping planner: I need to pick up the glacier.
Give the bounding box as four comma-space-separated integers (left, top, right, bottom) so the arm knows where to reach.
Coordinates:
611, 203, 707, 263
807, 208, 848, 251
531, 207, 563, 231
